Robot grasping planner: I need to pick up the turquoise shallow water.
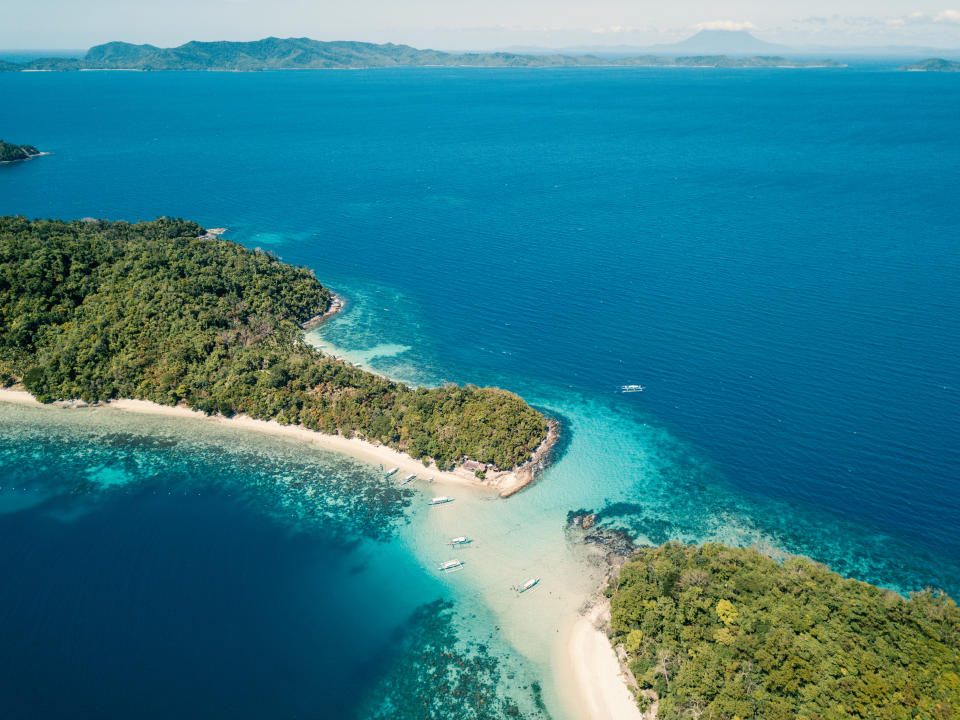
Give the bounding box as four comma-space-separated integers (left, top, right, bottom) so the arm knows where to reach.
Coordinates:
0, 403, 549, 719
1, 66, 959, 717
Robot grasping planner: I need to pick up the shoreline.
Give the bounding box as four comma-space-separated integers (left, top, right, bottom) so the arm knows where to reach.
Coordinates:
0, 150, 50, 164
300, 292, 345, 330
565, 598, 646, 720
0, 387, 545, 497
2, 385, 620, 719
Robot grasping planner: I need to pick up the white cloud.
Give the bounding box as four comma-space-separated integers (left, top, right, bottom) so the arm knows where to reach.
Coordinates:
934, 9, 960, 23
589, 25, 639, 35
797, 9, 960, 29
695, 20, 756, 32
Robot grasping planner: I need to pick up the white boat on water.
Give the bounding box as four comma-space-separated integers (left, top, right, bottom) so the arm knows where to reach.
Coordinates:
385, 467, 399, 477
401, 473, 416, 484
516, 577, 540, 593
428, 496, 454, 506
438, 559, 464, 572
449, 536, 471, 546
621, 384, 645, 393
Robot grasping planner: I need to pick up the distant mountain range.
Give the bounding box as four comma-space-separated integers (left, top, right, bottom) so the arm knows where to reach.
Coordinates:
507, 28, 960, 59
0, 36, 845, 72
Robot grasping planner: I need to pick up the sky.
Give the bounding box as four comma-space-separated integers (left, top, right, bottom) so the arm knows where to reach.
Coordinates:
2, 0, 960, 50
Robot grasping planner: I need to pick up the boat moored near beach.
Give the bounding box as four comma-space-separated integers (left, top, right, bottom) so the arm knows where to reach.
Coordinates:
438, 559, 464, 573
514, 577, 540, 594
384, 467, 399, 477
428, 496, 454, 506
401, 473, 416, 484
449, 536, 471, 546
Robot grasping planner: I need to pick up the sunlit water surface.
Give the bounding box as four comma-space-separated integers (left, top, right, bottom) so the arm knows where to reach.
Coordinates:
1, 66, 959, 718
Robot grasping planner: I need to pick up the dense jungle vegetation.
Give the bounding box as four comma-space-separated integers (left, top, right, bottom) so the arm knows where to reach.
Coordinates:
609, 542, 960, 720
0, 140, 41, 162
0, 217, 547, 469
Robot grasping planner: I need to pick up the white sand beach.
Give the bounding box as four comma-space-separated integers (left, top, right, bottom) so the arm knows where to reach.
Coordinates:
566, 600, 646, 720
0, 387, 531, 496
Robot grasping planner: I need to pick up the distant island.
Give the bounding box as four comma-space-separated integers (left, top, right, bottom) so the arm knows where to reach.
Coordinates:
0, 37, 845, 71
0, 140, 42, 163
0, 217, 550, 477
608, 543, 960, 718
900, 58, 960, 72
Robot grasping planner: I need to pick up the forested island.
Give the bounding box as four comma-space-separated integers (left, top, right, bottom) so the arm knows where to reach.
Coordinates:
0, 140, 42, 163
608, 543, 960, 719
900, 58, 960, 72
0, 217, 548, 470
0, 37, 844, 71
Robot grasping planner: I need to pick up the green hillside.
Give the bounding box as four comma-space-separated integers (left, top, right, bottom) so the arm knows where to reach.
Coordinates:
0, 217, 548, 470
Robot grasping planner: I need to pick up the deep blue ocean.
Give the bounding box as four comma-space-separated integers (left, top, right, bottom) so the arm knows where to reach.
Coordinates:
1, 67, 959, 718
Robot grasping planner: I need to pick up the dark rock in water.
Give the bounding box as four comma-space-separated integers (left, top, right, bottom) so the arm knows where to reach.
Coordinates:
566, 506, 639, 566
584, 528, 637, 558
566, 508, 593, 526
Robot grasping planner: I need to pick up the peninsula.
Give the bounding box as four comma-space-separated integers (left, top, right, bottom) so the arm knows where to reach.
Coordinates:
0, 140, 43, 163
0, 37, 844, 71
607, 542, 960, 718
0, 217, 550, 484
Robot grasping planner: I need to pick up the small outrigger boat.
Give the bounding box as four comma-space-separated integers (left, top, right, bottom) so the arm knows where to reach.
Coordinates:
621, 384, 645, 393
385, 467, 399, 478
449, 536, 471, 546
428, 496, 454, 506
401, 473, 416, 484
438, 559, 464, 573
515, 577, 540, 594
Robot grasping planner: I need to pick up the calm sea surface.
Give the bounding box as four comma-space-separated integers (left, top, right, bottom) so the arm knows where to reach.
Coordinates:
1, 67, 959, 717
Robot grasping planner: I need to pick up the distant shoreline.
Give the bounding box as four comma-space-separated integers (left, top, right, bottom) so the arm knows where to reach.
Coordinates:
0, 36, 847, 73
6, 63, 848, 73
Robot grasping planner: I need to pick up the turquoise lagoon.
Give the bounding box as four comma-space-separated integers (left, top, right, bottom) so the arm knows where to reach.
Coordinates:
1, 66, 959, 718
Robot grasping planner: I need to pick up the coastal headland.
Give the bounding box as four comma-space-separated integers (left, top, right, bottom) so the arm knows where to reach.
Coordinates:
0, 140, 45, 163
0, 216, 556, 495
0, 387, 549, 495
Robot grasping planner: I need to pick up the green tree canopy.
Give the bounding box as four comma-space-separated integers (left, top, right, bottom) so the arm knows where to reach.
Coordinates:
609, 542, 960, 720
0, 217, 547, 470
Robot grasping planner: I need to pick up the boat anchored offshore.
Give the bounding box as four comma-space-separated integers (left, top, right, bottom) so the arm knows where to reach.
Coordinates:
449, 536, 471, 546
438, 559, 464, 573
385, 467, 399, 477
428, 496, 454, 506
515, 577, 540, 594
621, 384, 645, 393
401, 473, 416, 484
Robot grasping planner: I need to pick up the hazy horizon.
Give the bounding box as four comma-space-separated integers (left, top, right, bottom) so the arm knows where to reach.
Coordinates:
2, 1, 959, 51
